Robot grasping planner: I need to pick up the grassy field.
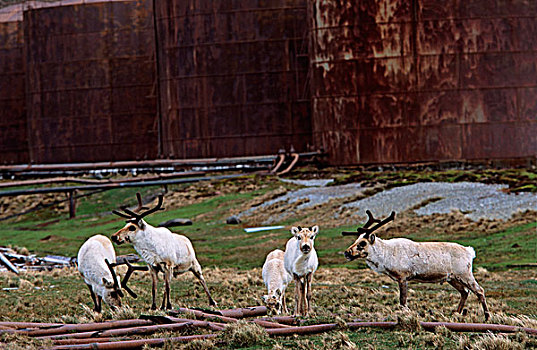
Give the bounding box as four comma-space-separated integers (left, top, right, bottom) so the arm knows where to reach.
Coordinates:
1, 170, 536, 349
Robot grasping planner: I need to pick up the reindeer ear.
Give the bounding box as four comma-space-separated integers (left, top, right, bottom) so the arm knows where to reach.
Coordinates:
137, 220, 146, 230
291, 227, 300, 236
311, 225, 319, 237
369, 234, 376, 245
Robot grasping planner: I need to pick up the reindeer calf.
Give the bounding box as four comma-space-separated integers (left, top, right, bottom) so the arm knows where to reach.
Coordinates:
284, 226, 319, 317
262, 249, 291, 314
77, 235, 123, 312
343, 211, 489, 320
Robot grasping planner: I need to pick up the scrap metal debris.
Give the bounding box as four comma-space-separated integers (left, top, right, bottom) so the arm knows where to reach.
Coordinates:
0, 247, 142, 273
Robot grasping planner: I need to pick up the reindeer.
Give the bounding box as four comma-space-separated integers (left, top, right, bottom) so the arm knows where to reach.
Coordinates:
111, 194, 217, 310
262, 249, 291, 314
77, 235, 124, 312
342, 210, 490, 320
77, 235, 147, 312
284, 226, 319, 317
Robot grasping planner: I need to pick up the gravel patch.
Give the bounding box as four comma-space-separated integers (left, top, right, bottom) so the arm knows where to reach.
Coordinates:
343, 182, 537, 221
239, 181, 363, 224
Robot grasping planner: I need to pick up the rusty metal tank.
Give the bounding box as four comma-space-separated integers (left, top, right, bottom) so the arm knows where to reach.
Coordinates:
0, 4, 28, 164
24, 0, 157, 163
309, 0, 537, 165
154, 0, 311, 158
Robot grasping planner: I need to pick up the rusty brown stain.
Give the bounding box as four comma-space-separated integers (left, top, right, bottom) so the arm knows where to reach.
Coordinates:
24, 0, 158, 163
0, 18, 28, 164
309, 0, 537, 165
154, 0, 312, 159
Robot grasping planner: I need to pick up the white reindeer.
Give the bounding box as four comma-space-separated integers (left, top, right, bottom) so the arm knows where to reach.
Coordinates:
284, 225, 319, 317
111, 194, 216, 310
343, 210, 490, 320
262, 249, 291, 314
77, 235, 123, 312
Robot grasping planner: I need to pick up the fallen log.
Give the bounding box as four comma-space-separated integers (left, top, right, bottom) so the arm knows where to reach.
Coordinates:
46, 333, 218, 350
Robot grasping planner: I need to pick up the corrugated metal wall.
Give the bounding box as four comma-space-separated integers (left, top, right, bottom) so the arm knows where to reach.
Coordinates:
0, 6, 28, 164
309, 0, 537, 165
24, 0, 158, 163
154, 0, 311, 158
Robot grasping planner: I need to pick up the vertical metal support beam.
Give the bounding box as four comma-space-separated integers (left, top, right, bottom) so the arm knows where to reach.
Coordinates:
68, 190, 76, 219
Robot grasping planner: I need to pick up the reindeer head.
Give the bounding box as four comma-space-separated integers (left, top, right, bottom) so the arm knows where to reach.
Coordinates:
111, 193, 164, 245
262, 289, 283, 314
343, 210, 395, 261
103, 259, 124, 309
101, 277, 123, 308
291, 225, 319, 254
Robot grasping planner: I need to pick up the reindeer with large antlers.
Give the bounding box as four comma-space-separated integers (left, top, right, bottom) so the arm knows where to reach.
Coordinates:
343, 210, 490, 320
111, 194, 217, 309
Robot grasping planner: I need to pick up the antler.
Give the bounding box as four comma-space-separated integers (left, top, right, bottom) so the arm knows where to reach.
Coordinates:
134, 192, 149, 213
120, 260, 148, 298
112, 194, 165, 223
341, 210, 396, 237
104, 259, 124, 298
105, 259, 148, 298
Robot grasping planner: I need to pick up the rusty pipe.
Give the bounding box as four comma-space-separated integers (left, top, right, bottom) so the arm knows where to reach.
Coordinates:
171, 307, 239, 323
252, 319, 293, 329
419, 321, 537, 335
46, 333, 218, 350
19, 319, 154, 337
202, 306, 268, 319
266, 323, 338, 336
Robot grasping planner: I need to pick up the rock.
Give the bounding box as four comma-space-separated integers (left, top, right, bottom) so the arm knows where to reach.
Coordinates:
158, 218, 193, 227
226, 216, 241, 224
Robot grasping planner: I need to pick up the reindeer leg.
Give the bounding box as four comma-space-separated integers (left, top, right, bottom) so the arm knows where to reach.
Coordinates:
301, 276, 308, 316
161, 265, 171, 310
96, 295, 102, 313
463, 277, 490, 321
398, 279, 408, 307
149, 265, 159, 310
306, 272, 313, 315
293, 274, 300, 316
86, 284, 99, 312
282, 291, 288, 314
448, 279, 469, 314
160, 265, 173, 310
190, 263, 217, 306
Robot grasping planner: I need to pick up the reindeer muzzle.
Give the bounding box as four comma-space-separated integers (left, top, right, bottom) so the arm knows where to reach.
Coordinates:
344, 250, 360, 261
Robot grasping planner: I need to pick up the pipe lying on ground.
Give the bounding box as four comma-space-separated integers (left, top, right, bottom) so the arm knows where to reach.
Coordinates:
210, 306, 268, 319
10, 320, 154, 337
0, 321, 64, 329
46, 334, 218, 350
420, 321, 537, 335
0, 251, 19, 274
171, 307, 239, 323
39, 318, 225, 340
